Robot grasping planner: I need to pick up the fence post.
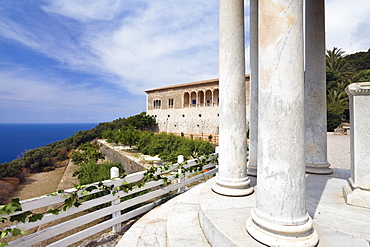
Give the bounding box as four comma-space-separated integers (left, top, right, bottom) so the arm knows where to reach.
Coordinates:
110, 167, 121, 233
215, 146, 219, 169
177, 155, 184, 193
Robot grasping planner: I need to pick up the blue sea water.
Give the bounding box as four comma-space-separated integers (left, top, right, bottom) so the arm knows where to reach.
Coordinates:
0, 123, 97, 164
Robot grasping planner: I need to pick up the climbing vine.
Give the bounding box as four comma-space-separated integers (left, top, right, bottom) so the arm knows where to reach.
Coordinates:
0, 155, 217, 246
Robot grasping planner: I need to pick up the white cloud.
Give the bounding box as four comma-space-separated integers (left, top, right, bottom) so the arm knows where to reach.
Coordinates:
89, 1, 220, 94
0, 68, 144, 122
1, 0, 369, 121
326, 0, 370, 54
41, 0, 124, 22
2, 1, 220, 96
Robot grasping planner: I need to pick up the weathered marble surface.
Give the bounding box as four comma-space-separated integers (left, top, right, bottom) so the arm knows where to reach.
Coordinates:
304, 0, 332, 175
246, 0, 318, 245
212, 0, 253, 196
343, 82, 370, 208
247, 0, 258, 177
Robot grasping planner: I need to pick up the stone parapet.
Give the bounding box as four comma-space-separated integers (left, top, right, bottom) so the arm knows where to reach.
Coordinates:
98, 141, 146, 174
343, 82, 370, 209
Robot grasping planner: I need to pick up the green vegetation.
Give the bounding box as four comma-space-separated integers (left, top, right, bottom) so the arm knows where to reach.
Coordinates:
344, 48, 370, 72
0, 112, 156, 203
326, 47, 370, 131
71, 143, 105, 166
73, 160, 125, 185
0, 154, 217, 246
70, 142, 125, 185
102, 130, 215, 163
0, 112, 156, 180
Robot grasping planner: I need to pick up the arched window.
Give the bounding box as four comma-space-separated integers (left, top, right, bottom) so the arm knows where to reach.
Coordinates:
213, 89, 219, 106
198, 91, 205, 107
190, 91, 197, 107
205, 90, 212, 106
183, 92, 190, 108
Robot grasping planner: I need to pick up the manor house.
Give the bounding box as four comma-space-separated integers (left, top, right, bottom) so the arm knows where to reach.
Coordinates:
145, 76, 250, 141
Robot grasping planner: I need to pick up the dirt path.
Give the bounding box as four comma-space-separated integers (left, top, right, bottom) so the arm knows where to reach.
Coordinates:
12, 167, 67, 201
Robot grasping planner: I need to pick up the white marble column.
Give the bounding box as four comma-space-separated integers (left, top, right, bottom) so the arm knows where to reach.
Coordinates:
212, 0, 253, 197
246, 0, 318, 245
343, 82, 370, 208
305, 0, 332, 175
247, 0, 258, 177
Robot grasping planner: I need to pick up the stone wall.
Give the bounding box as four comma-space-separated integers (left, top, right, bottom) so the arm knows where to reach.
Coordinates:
149, 106, 219, 135
98, 142, 146, 174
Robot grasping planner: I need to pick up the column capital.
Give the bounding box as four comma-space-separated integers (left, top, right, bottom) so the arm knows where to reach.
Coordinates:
346, 82, 370, 96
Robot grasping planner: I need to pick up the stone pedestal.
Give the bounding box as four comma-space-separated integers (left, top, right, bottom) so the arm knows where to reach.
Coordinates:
212, 0, 253, 197
246, 0, 318, 245
343, 82, 370, 209
305, 0, 332, 175
247, 0, 258, 177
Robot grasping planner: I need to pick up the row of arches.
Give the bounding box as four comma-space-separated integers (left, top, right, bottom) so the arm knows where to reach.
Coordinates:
183, 89, 219, 108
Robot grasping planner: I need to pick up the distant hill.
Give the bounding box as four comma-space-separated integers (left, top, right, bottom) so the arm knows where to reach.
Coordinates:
344, 48, 370, 72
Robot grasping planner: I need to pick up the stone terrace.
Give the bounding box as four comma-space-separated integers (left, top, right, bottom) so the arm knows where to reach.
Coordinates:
117, 133, 370, 246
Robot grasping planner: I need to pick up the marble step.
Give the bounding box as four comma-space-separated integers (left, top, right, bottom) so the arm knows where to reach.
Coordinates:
198, 178, 265, 247
166, 185, 210, 247
117, 197, 176, 247
119, 170, 370, 247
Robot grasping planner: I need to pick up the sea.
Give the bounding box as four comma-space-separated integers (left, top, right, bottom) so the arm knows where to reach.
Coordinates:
0, 123, 97, 164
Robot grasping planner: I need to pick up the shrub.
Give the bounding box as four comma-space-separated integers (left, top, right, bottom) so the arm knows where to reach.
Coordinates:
43, 166, 55, 172
0, 179, 18, 204
17, 168, 28, 183
73, 160, 125, 185
2, 177, 20, 188
0, 159, 25, 180
136, 132, 215, 163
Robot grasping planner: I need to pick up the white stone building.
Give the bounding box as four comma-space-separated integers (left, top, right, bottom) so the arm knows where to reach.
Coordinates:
145, 76, 250, 138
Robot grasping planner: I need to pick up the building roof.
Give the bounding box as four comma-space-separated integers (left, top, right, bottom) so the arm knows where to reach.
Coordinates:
145, 74, 250, 93
145, 78, 219, 93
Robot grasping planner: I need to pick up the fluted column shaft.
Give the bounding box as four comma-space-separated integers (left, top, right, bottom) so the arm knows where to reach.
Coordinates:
305, 0, 332, 174
212, 0, 253, 197
247, 0, 258, 177
246, 0, 318, 245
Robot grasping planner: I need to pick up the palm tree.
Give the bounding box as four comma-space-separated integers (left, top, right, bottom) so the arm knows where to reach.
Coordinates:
326, 88, 348, 131
326, 47, 355, 82
327, 89, 348, 110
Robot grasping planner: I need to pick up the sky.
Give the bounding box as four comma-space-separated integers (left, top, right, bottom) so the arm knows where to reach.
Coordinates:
0, 0, 369, 123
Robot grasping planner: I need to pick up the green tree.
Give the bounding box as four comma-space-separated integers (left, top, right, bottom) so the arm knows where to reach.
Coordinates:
326, 48, 353, 130
326, 47, 355, 83
71, 143, 104, 166
353, 69, 370, 82
126, 112, 157, 131
326, 89, 349, 131
344, 48, 370, 72
120, 129, 140, 148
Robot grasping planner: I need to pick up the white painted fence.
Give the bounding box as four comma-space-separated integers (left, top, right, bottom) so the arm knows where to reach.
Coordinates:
1, 154, 218, 247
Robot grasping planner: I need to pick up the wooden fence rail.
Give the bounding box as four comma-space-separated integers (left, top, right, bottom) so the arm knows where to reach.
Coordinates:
1, 154, 218, 246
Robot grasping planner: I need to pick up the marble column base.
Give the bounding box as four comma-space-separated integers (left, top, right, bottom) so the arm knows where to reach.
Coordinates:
246, 209, 319, 247
343, 178, 370, 209
212, 174, 253, 197
247, 161, 257, 176
306, 162, 333, 175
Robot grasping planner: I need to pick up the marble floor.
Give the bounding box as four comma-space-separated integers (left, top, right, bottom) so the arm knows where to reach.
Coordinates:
117, 168, 370, 246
